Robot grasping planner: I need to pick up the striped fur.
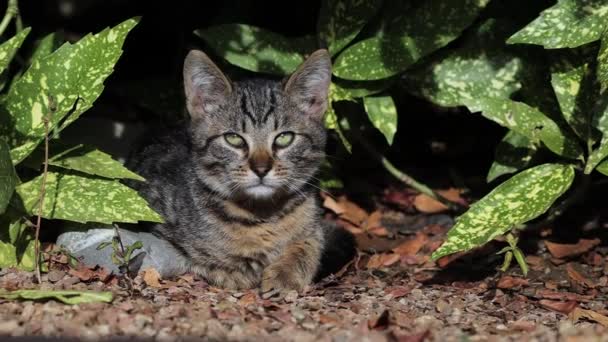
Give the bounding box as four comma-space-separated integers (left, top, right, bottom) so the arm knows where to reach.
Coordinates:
125, 50, 350, 291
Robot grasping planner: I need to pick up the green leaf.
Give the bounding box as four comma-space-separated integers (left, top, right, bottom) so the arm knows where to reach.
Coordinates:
6, 17, 140, 165
29, 32, 61, 65
550, 47, 599, 145
599, 29, 608, 93
432, 163, 575, 260
0, 140, 17, 214
333, 0, 490, 80
363, 95, 397, 145
403, 19, 524, 110
48, 145, 144, 181
15, 172, 163, 225
331, 79, 391, 100
0, 289, 113, 305
507, 0, 608, 49
499, 250, 513, 272
0, 28, 30, 75
512, 247, 529, 276
317, 0, 383, 56
596, 159, 608, 176
196, 24, 315, 75
473, 98, 582, 159
487, 130, 539, 183
324, 101, 352, 153
0, 216, 35, 271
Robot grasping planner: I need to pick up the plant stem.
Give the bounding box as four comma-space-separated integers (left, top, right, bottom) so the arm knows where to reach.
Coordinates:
33, 96, 55, 283
356, 137, 466, 212
0, 0, 18, 37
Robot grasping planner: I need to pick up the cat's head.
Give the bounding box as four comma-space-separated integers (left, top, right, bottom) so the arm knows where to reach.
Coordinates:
183, 49, 331, 200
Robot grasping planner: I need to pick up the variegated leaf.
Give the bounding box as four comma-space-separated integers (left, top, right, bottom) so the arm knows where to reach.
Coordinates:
15, 172, 163, 224
6, 18, 139, 164
403, 19, 523, 110
473, 98, 583, 159
432, 163, 575, 260
29, 32, 61, 65
550, 47, 599, 145
0, 141, 16, 214
363, 96, 397, 145
507, 0, 608, 49
487, 130, 539, 183
196, 24, 315, 75
324, 99, 352, 152
317, 0, 383, 56
333, 0, 490, 80
0, 28, 30, 75
48, 145, 144, 181
596, 159, 608, 176
0, 216, 35, 271
599, 28, 608, 92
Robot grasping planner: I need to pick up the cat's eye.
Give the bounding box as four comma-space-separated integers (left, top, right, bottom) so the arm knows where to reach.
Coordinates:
224, 133, 246, 148
274, 132, 295, 148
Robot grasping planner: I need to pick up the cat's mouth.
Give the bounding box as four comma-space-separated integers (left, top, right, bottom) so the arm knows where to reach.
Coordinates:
244, 184, 276, 198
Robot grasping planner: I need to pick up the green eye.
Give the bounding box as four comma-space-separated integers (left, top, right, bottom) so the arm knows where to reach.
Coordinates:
274, 132, 295, 148
224, 133, 246, 147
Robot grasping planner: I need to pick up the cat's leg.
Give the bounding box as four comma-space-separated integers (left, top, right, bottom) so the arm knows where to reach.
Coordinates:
190, 259, 264, 290
261, 234, 323, 293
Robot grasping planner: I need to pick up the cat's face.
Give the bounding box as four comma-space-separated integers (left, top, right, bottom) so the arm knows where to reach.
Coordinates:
183, 50, 331, 200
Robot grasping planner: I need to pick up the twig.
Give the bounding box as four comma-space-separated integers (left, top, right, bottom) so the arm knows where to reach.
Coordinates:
356, 137, 466, 213
33, 95, 56, 283
0, 0, 18, 37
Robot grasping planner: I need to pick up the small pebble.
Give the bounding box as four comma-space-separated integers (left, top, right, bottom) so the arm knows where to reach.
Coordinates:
47, 269, 66, 283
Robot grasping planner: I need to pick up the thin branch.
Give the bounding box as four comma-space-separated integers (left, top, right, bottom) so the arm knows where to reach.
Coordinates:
356, 137, 467, 213
0, 0, 18, 37
33, 95, 56, 284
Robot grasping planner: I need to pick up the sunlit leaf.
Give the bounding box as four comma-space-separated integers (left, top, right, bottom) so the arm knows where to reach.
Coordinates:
403, 19, 524, 110
0, 289, 113, 305
363, 96, 397, 145
48, 145, 145, 181
5, 18, 139, 164
333, 0, 490, 80
15, 172, 163, 224
508, 0, 608, 48
473, 97, 582, 159
432, 163, 575, 260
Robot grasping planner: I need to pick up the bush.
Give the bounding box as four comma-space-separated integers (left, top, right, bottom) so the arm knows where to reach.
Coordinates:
1, 0, 608, 274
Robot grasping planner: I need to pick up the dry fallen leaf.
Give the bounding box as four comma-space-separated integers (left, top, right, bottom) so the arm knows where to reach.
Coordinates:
539, 300, 578, 314
142, 268, 162, 288
323, 196, 345, 215
413, 188, 464, 214
497, 276, 529, 289
392, 232, 428, 256
68, 265, 111, 283
569, 307, 608, 327
364, 211, 383, 230
566, 263, 596, 289
336, 196, 369, 226
366, 253, 400, 269
545, 239, 600, 259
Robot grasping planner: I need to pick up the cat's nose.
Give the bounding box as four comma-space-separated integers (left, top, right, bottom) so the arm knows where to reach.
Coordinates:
249, 152, 273, 178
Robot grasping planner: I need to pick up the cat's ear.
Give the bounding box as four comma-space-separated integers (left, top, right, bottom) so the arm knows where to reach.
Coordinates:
183, 50, 232, 118
284, 49, 331, 119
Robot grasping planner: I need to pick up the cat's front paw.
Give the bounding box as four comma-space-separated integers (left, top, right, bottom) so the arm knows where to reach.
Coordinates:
261, 263, 309, 293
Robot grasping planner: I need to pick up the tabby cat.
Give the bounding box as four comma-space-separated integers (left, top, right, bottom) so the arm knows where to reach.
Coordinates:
125, 49, 354, 292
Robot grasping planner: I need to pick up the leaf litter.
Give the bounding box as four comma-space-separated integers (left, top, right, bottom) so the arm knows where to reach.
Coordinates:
1, 189, 608, 340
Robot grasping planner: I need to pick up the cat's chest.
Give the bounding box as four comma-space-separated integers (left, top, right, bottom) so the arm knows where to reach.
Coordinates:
221, 198, 318, 259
